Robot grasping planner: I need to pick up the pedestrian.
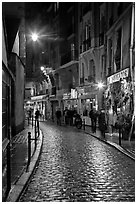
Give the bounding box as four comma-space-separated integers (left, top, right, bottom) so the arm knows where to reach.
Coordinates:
89, 108, 93, 131
35, 109, 40, 120
112, 111, 117, 133
55, 107, 62, 126
63, 107, 68, 125
28, 109, 32, 119
89, 108, 97, 133
98, 109, 107, 138
68, 109, 73, 126
108, 110, 113, 136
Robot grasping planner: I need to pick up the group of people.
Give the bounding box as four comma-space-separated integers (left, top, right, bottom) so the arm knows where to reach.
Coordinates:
55, 107, 78, 126
56, 107, 117, 138
89, 108, 115, 138
27, 108, 41, 120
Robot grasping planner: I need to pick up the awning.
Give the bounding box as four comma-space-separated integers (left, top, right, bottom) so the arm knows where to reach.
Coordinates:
31, 94, 48, 102
78, 93, 96, 99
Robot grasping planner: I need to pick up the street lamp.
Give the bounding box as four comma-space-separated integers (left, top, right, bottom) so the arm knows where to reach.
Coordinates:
40, 66, 45, 71
31, 33, 38, 42
97, 82, 104, 89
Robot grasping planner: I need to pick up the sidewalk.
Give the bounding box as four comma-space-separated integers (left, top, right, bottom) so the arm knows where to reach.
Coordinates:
83, 125, 135, 160
6, 121, 43, 202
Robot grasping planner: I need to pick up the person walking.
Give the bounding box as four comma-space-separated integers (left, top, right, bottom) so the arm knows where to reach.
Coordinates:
35, 109, 40, 132
98, 109, 107, 138
63, 107, 68, 125
89, 108, 94, 131
89, 108, 97, 133
55, 108, 62, 126
35, 109, 40, 120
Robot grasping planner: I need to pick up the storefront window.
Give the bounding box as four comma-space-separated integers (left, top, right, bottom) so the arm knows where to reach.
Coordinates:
82, 98, 96, 116
105, 77, 133, 115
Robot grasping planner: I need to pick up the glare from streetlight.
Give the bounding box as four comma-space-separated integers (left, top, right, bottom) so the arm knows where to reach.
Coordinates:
40, 66, 45, 71
31, 33, 38, 41
97, 82, 104, 89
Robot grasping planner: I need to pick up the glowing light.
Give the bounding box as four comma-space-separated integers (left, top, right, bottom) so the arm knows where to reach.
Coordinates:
31, 33, 38, 41
97, 82, 104, 89
40, 66, 45, 71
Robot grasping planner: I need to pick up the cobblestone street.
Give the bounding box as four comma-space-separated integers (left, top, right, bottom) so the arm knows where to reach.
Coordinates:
19, 122, 135, 202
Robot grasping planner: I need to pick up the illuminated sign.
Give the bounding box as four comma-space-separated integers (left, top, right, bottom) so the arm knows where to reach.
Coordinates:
107, 68, 129, 85
63, 93, 71, 100
71, 89, 77, 99
31, 95, 47, 101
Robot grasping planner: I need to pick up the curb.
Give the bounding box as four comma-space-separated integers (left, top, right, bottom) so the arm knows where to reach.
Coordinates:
85, 131, 135, 161
6, 130, 44, 202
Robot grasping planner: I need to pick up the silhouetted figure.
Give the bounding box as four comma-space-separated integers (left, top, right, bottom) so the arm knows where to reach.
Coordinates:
35, 109, 40, 120
55, 108, 62, 126
63, 107, 69, 125
98, 109, 107, 138
89, 109, 97, 133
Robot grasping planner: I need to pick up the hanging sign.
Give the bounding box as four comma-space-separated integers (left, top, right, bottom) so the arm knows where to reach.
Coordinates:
107, 68, 129, 85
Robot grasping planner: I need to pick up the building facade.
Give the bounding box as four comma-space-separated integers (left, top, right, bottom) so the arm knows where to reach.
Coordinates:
24, 2, 135, 130
105, 3, 134, 112
2, 2, 25, 200
77, 3, 106, 124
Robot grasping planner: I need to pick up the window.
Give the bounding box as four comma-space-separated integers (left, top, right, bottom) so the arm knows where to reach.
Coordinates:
107, 38, 112, 75
89, 60, 95, 83
80, 63, 84, 84
99, 4, 105, 45
2, 81, 9, 141
114, 28, 122, 71
102, 55, 105, 77
82, 63, 84, 78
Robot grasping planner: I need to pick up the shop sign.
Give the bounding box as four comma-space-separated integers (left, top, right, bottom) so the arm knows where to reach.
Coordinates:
63, 93, 71, 100
71, 89, 77, 99
31, 94, 47, 101
107, 68, 129, 85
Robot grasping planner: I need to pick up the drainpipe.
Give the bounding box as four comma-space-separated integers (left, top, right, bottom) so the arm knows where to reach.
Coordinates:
129, 3, 135, 141
130, 3, 135, 84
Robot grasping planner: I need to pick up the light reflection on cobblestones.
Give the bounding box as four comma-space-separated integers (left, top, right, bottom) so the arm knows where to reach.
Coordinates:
19, 123, 135, 202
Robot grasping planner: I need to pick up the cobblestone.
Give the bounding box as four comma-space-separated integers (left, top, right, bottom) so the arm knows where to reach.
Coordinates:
19, 122, 135, 202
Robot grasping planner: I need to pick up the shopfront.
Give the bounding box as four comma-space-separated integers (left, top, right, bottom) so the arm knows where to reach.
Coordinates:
62, 89, 78, 110
31, 94, 48, 119
105, 68, 133, 114
77, 86, 98, 125
104, 68, 134, 139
